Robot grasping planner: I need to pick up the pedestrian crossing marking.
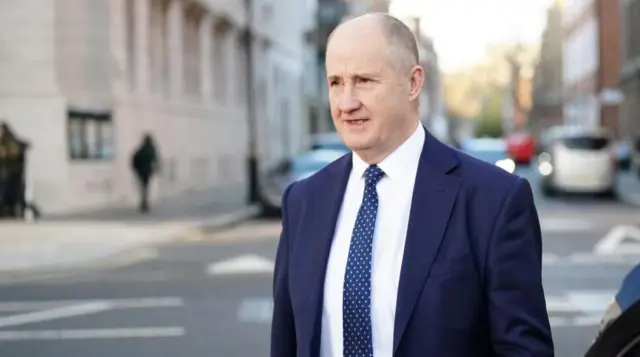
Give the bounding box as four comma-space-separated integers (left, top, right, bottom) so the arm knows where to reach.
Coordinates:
545, 290, 616, 328
0, 297, 186, 340
540, 218, 592, 232
542, 252, 640, 266
237, 298, 273, 323
234, 292, 616, 328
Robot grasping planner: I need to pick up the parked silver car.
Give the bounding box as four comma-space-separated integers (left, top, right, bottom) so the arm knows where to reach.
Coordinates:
259, 148, 347, 216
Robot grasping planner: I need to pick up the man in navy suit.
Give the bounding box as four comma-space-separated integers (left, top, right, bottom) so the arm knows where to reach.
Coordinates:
271, 13, 554, 357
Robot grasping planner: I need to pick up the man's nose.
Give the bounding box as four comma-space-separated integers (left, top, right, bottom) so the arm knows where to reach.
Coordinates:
337, 88, 361, 113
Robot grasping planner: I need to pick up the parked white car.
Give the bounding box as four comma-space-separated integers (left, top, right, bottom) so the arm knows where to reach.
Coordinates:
539, 127, 617, 197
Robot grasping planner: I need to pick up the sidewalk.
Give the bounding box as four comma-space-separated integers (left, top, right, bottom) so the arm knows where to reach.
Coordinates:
618, 171, 640, 207
0, 188, 260, 277
44, 187, 256, 226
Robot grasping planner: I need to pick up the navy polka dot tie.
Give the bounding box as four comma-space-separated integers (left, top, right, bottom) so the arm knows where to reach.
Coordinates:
343, 164, 384, 357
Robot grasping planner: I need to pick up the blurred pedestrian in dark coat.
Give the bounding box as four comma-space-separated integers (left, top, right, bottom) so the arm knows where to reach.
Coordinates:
131, 134, 159, 213
0, 122, 29, 218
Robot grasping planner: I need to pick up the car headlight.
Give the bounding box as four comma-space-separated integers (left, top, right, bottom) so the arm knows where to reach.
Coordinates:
538, 161, 553, 176
538, 152, 551, 163
495, 158, 515, 173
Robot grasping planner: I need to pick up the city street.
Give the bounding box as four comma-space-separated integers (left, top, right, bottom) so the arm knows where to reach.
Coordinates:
0, 166, 638, 356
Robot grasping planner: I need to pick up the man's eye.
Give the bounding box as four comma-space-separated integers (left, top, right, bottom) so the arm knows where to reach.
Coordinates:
357, 78, 371, 83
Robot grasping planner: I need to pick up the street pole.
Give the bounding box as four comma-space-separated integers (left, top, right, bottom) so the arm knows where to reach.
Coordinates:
244, 0, 259, 203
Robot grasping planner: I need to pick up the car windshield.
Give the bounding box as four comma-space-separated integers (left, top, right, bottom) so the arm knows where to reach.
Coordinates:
467, 149, 508, 163
562, 136, 610, 151
291, 151, 345, 174
462, 139, 508, 163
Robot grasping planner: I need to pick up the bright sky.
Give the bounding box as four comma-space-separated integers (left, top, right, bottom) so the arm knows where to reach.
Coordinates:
389, 0, 555, 73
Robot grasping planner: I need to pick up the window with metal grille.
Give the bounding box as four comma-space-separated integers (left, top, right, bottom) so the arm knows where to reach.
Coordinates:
67, 110, 114, 160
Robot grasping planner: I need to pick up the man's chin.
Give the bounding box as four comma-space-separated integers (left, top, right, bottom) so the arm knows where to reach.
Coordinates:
342, 139, 374, 153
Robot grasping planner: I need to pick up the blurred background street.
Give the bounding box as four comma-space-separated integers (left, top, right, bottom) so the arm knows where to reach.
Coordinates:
2, 0, 640, 355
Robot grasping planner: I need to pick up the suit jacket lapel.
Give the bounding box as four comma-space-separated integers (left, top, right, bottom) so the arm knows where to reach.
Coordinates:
393, 131, 461, 353
304, 153, 352, 351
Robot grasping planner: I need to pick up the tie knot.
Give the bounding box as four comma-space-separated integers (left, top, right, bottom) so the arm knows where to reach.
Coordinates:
365, 165, 384, 186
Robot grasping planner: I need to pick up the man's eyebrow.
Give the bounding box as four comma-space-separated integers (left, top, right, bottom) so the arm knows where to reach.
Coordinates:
353, 73, 378, 78
326, 73, 378, 80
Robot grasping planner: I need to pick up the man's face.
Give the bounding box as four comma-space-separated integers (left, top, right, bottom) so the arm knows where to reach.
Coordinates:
325, 24, 415, 156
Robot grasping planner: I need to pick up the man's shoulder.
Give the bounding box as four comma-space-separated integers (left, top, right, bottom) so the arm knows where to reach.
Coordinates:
451, 145, 521, 189
447, 145, 525, 205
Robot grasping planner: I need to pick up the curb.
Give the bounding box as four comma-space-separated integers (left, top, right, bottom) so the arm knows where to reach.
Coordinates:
198, 205, 262, 231
0, 205, 260, 285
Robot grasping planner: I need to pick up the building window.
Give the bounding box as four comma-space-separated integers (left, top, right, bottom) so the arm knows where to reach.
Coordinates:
67, 110, 115, 160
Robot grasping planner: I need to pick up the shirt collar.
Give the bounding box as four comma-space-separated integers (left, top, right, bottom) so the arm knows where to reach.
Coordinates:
351, 122, 425, 180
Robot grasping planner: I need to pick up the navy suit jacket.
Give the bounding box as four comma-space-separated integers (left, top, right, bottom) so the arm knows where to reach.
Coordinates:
271, 130, 554, 357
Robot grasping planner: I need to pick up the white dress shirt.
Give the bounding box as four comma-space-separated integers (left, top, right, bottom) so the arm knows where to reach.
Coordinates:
320, 123, 425, 357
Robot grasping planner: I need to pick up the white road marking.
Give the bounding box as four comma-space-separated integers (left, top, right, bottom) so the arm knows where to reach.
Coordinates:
233, 294, 607, 328
107, 297, 184, 309
548, 316, 570, 327
545, 290, 615, 328
207, 254, 275, 275
0, 297, 187, 341
0, 302, 112, 329
237, 298, 273, 324
0, 297, 184, 312
0, 327, 185, 340
567, 252, 627, 264
549, 315, 602, 328
542, 253, 561, 265
594, 225, 640, 255
572, 315, 604, 327
546, 291, 615, 314
542, 252, 640, 266
566, 291, 615, 314
541, 218, 593, 232
233, 292, 608, 329
545, 296, 578, 313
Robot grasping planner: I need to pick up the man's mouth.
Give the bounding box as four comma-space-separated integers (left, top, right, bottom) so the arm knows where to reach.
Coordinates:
345, 119, 369, 126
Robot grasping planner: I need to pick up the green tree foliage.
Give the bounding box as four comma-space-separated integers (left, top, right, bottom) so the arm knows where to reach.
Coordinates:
475, 89, 504, 138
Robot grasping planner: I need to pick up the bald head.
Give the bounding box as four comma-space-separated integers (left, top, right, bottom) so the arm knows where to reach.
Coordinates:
324, 13, 426, 164
328, 13, 419, 73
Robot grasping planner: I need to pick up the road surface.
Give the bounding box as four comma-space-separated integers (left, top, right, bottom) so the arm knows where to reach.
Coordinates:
0, 166, 638, 356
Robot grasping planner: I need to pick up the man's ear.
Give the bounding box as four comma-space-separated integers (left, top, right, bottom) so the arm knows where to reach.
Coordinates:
408, 65, 425, 101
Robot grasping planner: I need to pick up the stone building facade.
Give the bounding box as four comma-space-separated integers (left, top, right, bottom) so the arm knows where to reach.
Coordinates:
562, 0, 621, 136
0, 0, 251, 214
0, 0, 310, 214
